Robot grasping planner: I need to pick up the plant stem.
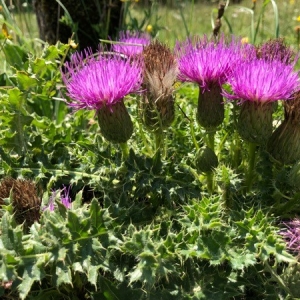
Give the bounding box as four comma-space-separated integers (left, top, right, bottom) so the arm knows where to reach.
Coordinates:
245, 142, 257, 193
207, 130, 215, 152
155, 132, 163, 153
120, 142, 129, 160
190, 121, 199, 150
138, 122, 153, 156
206, 171, 214, 195
206, 130, 216, 194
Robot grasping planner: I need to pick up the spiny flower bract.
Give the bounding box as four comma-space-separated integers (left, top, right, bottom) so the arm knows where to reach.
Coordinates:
224, 59, 299, 103
62, 49, 143, 110
112, 30, 151, 56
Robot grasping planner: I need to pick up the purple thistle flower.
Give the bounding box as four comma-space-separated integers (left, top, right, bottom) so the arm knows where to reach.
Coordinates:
112, 30, 151, 57
43, 186, 72, 211
60, 186, 72, 209
281, 219, 300, 256
175, 35, 248, 91
61, 49, 143, 110
223, 59, 300, 103
43, 190, 56, 212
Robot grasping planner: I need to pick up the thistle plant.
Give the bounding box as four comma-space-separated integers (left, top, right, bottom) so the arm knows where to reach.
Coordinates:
2, 3, 300, 298
141, 41, 178, 151
112, 30, 151, 57
224, 58, 299, 191
175, 35, 244, 193
61, 49, 143, 159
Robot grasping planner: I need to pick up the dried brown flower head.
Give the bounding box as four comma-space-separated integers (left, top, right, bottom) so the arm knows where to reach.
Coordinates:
141, 41, 178, 131
142, 41, 178, 99
0, 178, 41, 228
256, 38, 295, 65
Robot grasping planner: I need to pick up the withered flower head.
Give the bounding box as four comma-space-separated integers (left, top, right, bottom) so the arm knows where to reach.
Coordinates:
141, 41, 178, 131
256, 38, 296, 65
0, 177, 41, 229
142, 41, 178, 99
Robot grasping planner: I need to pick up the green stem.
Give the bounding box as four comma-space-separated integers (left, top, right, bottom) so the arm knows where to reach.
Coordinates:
245, 142, 257, 193
206, 171, 214, 195
190, 121, 199, 150
120, 142, 129, 160
264, 261, 292, 296
155, 132, 163, 153
138, 121, 153, 156
207, 130, 215, 152
206, 130, 216, 194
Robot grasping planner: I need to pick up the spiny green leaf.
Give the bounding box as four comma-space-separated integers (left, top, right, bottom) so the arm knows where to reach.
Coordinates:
87, 265, 99, 287
55, 262, 72, 287
90, 198, 105, 232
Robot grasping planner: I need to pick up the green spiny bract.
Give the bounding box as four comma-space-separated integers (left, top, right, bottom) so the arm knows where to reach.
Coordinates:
268, 91, 300, 164
194, 146, 219, 173
197, 84, 224, 130
97, 101, 134, 144
141, 93, 175, 132
238, 101, 273, 145
288, 161, 300, 190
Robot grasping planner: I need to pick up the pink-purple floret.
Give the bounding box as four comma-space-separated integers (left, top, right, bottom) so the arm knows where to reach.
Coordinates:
112, 31, 151, 56
61, 50, 143, 110
281, 219, 300, 255
44, 186, 72, 212
175, 36, 248, 91
223, 59, 300, 103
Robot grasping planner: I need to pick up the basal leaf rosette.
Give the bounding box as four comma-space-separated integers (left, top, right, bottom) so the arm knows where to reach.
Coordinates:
176, 35, 248, 130
62, 49, 143, 144
224, 59, 299, 145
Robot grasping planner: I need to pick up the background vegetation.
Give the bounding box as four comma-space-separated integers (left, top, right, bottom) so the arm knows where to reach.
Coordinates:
0, 0, 300, 299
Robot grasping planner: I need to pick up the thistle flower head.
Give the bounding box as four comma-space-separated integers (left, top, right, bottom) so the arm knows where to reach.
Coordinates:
140, 41, 178, 131
61, 49, 143, 110
281, 219, 300, 256
175, 35, 247, 91
256, 38, 296, 65
44, 186, 72, 212
223, 59, 300, 103
0, 177, 41, 228
112, 30, 151, 57
142, 40, 178, 99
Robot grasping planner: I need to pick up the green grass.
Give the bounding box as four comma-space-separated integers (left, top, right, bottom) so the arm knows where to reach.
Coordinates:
0, 0, 300, 54
128, 0, 300, 47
